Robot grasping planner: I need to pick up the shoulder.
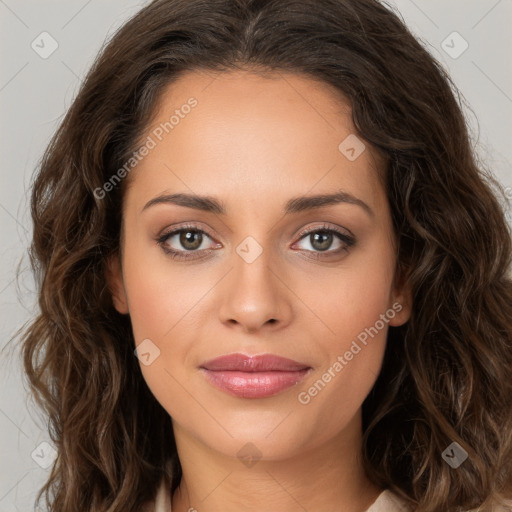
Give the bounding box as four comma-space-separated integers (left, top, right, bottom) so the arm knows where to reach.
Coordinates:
365, 489, 412, 512
366, 489, 512, 512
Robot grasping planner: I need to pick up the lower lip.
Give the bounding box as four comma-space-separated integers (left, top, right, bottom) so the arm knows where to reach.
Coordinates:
200, 369, 311, 398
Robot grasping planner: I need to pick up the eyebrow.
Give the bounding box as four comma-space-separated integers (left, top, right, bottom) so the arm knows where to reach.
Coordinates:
141, 190, 374, 218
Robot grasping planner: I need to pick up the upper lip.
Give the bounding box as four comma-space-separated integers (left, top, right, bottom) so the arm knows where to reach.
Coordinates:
200, 353, 311, 372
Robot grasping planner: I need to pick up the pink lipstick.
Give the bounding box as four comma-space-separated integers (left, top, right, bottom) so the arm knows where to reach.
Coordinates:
199, 353, 312, 398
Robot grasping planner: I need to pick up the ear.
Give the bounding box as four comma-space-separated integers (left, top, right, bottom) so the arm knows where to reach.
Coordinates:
105, 253, 129, 314
388, 264, 413, 327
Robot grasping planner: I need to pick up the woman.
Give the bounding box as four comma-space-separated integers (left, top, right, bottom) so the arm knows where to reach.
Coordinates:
18, 0, 512, 510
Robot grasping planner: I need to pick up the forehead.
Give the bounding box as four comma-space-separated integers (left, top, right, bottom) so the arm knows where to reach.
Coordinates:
125, 68, 386, 211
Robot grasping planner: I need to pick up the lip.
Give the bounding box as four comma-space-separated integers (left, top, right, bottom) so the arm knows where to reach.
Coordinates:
201, 353, 311, 372
199, 353, 312, 399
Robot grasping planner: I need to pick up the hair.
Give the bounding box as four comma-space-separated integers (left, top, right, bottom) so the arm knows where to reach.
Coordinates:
11, 0, 512, 510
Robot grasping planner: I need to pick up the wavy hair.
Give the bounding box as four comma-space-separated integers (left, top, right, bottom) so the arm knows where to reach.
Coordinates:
13, 0, 512, 510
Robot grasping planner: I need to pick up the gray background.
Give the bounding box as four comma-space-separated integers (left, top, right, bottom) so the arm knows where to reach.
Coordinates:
1, 1, 511, 510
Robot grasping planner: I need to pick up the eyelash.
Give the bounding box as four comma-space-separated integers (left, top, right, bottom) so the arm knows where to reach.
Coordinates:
156, 223, 356, 261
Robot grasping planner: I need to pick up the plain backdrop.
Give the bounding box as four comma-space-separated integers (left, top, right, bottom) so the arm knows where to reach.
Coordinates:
1, 1, 511, 510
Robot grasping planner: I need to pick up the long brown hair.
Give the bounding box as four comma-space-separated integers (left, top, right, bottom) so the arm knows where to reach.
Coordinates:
13, 0, 512, 510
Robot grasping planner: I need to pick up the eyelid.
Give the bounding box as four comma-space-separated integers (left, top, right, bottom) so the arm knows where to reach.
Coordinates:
156, 222, 219, 259
157, 222, 354, 242
157, 222, 216, 242
156, 221, 356, 259
294, 222, 355, 242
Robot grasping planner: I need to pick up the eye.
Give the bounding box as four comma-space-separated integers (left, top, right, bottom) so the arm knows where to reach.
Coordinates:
293, 224, 356, 258
156, 224, 219, 261
156, 223, 356, 261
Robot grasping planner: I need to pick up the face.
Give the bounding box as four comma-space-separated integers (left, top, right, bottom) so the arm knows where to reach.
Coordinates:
107, 69, 411, 461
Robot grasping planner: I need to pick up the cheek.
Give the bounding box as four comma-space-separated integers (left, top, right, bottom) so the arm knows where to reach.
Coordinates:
121, 245, 194, 410
120, 239, 212, 403
294, 236, 396, 412
296, 281, 394, 441
297, 238, 396, 346
121, 238, 195, 343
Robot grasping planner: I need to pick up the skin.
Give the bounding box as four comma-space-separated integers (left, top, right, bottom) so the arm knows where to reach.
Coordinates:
107, 68, 412, 512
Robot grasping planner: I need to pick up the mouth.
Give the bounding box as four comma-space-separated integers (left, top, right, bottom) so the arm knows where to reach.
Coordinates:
199, 353, 312, 399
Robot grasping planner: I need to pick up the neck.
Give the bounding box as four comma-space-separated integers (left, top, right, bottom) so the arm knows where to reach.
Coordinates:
170, 413, 383, 512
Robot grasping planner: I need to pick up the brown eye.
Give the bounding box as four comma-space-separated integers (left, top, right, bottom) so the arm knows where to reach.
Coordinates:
309, 231, 334, 252
157, 224, 219, 260
294, 225, 356, 259
178, 230, 203, 251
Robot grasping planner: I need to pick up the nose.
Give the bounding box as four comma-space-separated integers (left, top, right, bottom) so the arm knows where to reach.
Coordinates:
217, 242, 293, 334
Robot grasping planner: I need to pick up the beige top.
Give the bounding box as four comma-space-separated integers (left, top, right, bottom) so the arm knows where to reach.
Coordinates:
147, 477, 412, 511
144, 475, 512, 511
